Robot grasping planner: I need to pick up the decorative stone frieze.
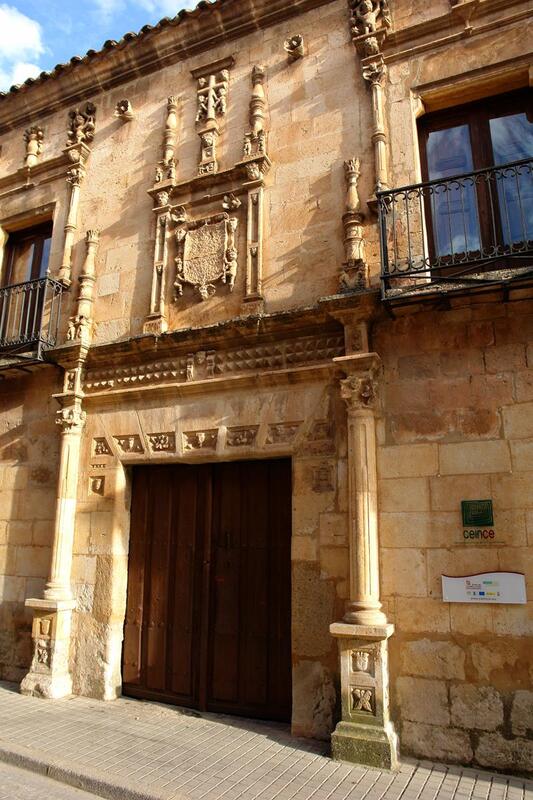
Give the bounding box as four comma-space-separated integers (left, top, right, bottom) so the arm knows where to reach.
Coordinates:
226, 426, 259, 447
115, 99, 134, 121
23, 125, 44, 169
284, 35, 305, 61
114, 435, 144, 454
183, 429, 218, 451
340, 158, 368, 291
148, 432, 176, 452
93, 437, 111, 456
266, 422, 302, 445
83, 332, 345, 393
67, 230, 99, 345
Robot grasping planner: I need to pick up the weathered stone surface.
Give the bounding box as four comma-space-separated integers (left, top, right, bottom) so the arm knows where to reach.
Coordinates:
396, 677, 450, 726
292, 562, 336, 659
401, 639, 465, 680
450, 685, 503, 732
476, 733, 533, 773
292, 660, 336, 741
401, 721, 473, 764
511, 691, 533, 736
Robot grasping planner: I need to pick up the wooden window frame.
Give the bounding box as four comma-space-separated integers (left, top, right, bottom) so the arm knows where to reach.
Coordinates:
1, 221, 53, 288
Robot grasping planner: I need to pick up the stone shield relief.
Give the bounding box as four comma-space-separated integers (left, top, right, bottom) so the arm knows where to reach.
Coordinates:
174, 213, 238, 301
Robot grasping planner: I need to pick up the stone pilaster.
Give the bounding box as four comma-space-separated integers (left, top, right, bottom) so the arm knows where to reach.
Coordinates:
330, 352, 398, 769
21, 401, 85, 699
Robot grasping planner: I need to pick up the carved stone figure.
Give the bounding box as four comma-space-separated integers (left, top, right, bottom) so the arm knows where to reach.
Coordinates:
115, 99, 133, 121
350, 0, 391, 37
23, 126, 44, 169
284, 35, 305, 61
66, 103, 96, 146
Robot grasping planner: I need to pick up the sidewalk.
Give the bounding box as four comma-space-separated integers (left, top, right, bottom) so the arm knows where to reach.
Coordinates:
0, 683, 530, 800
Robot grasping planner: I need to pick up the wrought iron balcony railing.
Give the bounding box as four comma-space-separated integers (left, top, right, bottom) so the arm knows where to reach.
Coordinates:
378, 157, 533, 299
0, 276, 64, 361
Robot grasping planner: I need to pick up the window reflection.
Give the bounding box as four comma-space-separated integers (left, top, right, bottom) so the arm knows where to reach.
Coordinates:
490, 113, 533, 246
426, 125, 481, 256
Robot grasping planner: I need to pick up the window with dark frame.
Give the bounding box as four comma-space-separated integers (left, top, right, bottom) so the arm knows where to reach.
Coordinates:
0, 221, 54, 352
417, 89, 533, 268
1, 221, 53, 288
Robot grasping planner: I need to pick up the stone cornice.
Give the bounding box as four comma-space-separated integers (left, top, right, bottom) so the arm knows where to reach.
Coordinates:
383, 0, 531, 64
0, 0, 337, 134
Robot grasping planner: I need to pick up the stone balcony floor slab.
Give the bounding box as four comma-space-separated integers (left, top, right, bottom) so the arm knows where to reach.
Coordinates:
0, 682, 531, 800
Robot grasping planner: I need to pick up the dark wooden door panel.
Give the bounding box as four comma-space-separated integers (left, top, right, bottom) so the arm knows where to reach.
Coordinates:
123, 459, 292, 723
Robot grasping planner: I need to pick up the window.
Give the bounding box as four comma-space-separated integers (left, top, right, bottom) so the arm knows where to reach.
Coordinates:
418, 89, 533, 263
0, 221, 55, 353
1, 222, 53, 287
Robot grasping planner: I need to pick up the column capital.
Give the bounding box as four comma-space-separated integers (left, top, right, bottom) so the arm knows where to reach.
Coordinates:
361, 56, 387, 87
56, 404, 86, 434
335, 353, 382, 413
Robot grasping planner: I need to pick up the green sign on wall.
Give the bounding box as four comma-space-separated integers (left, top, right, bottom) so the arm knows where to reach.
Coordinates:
461, 499, 494, 527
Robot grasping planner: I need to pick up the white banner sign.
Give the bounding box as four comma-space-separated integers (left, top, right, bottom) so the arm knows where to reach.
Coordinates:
442, 572, 527, 604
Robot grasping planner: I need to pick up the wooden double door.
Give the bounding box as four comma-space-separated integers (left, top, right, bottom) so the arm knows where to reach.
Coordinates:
122, 459, 292, 722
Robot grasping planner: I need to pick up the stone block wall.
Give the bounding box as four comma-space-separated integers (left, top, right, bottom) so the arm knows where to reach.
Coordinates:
0, 368, 60, 681
374, 295, 533, 773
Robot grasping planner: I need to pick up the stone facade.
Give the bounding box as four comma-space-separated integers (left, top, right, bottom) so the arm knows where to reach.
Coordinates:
0, 0, 531, 777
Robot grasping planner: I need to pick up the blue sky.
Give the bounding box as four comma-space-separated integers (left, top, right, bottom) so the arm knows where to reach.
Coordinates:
0, 1, 196, 90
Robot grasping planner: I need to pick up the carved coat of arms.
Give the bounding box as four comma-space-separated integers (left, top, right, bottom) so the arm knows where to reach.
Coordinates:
174, 212, 238, 301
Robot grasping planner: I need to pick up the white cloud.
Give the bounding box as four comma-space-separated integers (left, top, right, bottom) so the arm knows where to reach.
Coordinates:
94, 0, 197, 22
0, 5, 44, 90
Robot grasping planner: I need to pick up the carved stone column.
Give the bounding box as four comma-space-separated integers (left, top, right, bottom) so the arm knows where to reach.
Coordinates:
340, 158, 368, 292
58, 104, 95, 286
67, 230, 99, 345
362, 58, 389, 197
329, 352, 397, 769
21, 401, 85, 699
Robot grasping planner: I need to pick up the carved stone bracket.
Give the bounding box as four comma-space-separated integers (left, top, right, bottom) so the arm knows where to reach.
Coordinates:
349, 0, 391, 57
173, 211, 239, 301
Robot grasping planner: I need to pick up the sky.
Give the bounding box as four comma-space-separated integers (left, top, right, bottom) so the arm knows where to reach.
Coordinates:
0, 1, 197, 91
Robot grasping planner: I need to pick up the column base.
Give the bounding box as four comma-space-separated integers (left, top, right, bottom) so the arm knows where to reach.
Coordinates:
20, 598, 76, 700
332, 720, 398, 770
330, 621, 398, 770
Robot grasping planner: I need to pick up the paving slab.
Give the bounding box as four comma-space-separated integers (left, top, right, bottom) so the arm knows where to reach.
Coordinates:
0, 683, 531, 800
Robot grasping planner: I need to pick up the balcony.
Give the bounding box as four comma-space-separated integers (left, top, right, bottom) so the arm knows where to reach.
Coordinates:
378, 157, 533, 302
0, 276, 64, 369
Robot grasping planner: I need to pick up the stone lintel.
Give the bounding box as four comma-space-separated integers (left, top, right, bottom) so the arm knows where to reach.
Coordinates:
330, 622, 394, 641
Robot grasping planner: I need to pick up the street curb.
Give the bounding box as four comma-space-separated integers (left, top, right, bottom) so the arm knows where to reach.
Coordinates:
0, 739, 188, 800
